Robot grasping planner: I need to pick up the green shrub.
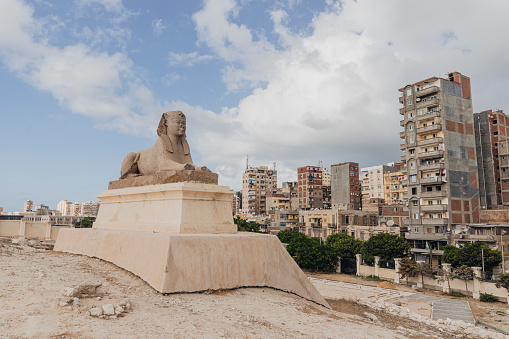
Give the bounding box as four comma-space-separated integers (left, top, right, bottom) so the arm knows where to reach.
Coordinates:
480, 293, 498, 303
286, 236, 340, 272
364, 275, 384, 282
277, 229, 306, 244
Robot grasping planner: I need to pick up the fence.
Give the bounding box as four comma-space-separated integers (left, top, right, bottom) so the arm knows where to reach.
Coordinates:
355, 254, 509, 304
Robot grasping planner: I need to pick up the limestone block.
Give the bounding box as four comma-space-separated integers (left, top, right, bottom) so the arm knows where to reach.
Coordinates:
54, 229, 328, 308
109, 170, 218, 189
92, 182, 236, 234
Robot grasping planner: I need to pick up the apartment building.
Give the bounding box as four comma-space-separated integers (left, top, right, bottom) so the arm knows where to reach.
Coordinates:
231, 191, 242, 216
331, 162, 361, 210
266, 193, 290, 211
241, 166, 277, 216
399, 72, 480, 264
384, 170, 407, 204
297, 166, 323, 210
281, 181, 298, 210
361, 164, 398, 201
474, 109, 509, 208
24, 200, 33, 212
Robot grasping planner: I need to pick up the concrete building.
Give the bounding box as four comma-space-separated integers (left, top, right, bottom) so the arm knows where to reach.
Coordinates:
360, 164, 398, 200
231, 191, 242, 216
297, 166, 323, 210
399, 72, 480, 264
321, 167, 331, 186
474, 109, 509, 208
266, 193, 290, 211
80, 201, 100, 217
331, 162, 360, 210
281, 181, 298, 210
24, 200, 33, 212
384, 169, 407, 204
241, 166, 277, 216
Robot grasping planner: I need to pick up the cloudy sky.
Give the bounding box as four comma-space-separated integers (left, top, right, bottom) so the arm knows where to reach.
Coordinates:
1, 0, 509, 212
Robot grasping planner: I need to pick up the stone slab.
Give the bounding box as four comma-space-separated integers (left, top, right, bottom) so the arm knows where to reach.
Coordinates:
93, 182, 236, 234
54, 229, 329, 308
109, 170, 218, 190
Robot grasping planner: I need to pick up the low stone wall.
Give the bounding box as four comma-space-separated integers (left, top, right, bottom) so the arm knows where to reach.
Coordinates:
355, 254, 509, 303
0, 220, 64, 240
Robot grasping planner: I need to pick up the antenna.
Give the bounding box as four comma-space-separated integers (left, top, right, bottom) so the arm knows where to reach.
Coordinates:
246, 155, 249, 170
318, 160, 322, 168
273, 162, 276, 171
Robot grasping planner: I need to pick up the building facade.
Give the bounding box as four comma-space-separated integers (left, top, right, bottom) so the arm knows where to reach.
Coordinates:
24, 200, 33, 212
383, 170, 407, 204
361, 164, 398, 200
399, 72, 480, 264
474, 109, 509, 208
241, 166, 277, 216
297, 166, 323, 210
331, 162, 360, 210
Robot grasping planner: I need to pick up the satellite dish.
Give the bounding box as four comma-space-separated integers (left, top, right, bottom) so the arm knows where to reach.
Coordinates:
387, 220, 394, 226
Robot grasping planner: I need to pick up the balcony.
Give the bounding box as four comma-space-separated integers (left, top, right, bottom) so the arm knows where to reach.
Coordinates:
415, 86, 439, 98
420, 190, 447, 198
400, 108, 405, 115
417, 110, 440, 121
400, 131, 405, 139
453, 234, 496, 242
406, 232, 449, 241
416, 97, 439, 109
418, 150, 444, 160
399, 96, 404, 104
419, 162, 444, 171
401, 154, 407, 161
400, 143, 406, 151
421, 218, 449, 226
418, 137, 443, 147
420, 176, 446, 185
420, 204, 448, 212
417, 124, 442, 134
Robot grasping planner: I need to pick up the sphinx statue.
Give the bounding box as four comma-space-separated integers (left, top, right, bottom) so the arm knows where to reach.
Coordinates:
110, 110, 217, 189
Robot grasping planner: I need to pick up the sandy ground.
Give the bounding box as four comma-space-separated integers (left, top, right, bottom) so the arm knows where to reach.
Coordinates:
0, 238, 481, 338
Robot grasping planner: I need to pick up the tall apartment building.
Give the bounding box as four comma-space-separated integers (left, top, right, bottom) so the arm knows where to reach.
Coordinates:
297, 166, 323, 210
24, 200, 33, 212
360, 164, 398, 201
281, 181, 298, 210
474, 109, 509, 208
331, 162, 360, 210
399, 72, 480, 264
321, 167, 331, 186
81, 201, 100, 217
241, 166, 277, 216
231, 191, 242, 216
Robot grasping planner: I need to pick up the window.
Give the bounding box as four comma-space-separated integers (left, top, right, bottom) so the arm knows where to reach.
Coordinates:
407, 100, 412, 106
410, 161, 415, 169
409, 137, 414, 143
412, 200, 417, 206
414, 214, 419, 219
436, 186, 442, 191
409, 112, 414, 119
494, 119, 498, 124
408, 125, 413, 131
407, 88, 412, 96
427, 187, 433, 191
494, 131, 499, 136
410, 149, 415, 155
410, 175, 416, 182
412, 187, 417, 194
428, 201, 433, 205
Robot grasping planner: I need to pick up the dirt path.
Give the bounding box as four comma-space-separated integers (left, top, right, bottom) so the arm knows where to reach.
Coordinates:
0, 238, 492, 338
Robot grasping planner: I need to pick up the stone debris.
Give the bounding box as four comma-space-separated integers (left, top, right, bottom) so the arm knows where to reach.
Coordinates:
358, 298, 505, 339
102, 304, 115, 315
89, 307, 103, 317
363, 312, 380, 323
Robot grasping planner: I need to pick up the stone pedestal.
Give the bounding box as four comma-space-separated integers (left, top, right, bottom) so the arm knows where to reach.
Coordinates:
93, 183, 237, 234
54, 182, 328, 307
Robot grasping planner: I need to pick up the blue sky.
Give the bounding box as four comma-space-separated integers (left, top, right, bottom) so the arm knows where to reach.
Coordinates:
2, 0, 509, 212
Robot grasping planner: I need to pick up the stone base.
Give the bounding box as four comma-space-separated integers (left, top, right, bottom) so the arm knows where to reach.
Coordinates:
109, 170, 218, 189
93, 182, 236, 234
54, 229, 328, 308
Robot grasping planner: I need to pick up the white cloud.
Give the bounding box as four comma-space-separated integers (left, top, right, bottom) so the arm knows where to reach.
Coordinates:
168, 51, 213, 67
152, 18, 165, 35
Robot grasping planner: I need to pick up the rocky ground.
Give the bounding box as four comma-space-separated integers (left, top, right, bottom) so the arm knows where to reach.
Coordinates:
0, 237, 506, 338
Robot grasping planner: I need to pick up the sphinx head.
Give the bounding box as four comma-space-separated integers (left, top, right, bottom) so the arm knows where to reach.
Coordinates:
157, 111, 186, 138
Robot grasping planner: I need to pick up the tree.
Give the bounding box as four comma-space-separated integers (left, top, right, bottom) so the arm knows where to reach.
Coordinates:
496, 273, 509, 294
73, 217, 95, 228
415, 262, 435, 288
234, 217, 261, 233
325, 233, 362, 259
286, 236, 340, 272
398, 257, 417, 286
437, 268, 455, 293
277, 229, 305, 244
443, 242, 502, 271
455, 265, 474, 292
361, 233, 411, 267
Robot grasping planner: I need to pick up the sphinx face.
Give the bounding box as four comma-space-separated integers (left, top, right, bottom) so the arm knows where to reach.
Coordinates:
166, 114, 186, 137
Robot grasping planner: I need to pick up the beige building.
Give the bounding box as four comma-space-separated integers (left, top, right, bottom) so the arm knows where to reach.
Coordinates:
383, 170, 407, 204
266, 193, 290, 212
241, 166, 277, 216
360, 164, 398, 200
57, 200, 100, 217
321, 167, 331, 186
24, 200, 33, 212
